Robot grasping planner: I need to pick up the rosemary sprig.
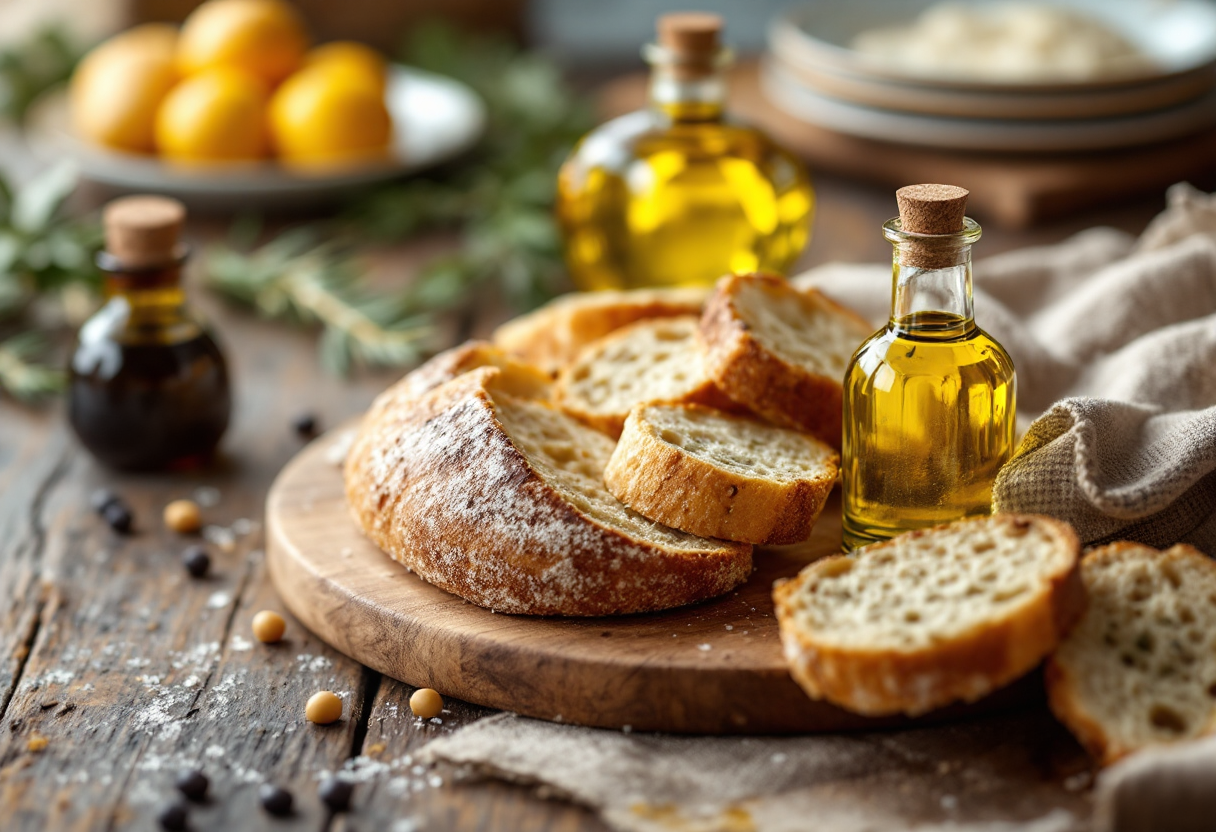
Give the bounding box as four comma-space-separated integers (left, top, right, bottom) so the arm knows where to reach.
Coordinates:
205, 228, 431, 374
0, 331, 66, 401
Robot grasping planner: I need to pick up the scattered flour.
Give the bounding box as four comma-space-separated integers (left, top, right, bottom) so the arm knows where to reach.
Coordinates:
207, 591, 232, 609
296, 654, 333, 673
229, 635, 253, 652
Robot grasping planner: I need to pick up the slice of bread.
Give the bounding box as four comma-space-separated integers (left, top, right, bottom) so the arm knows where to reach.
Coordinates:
555, 316, 741, 438
773, 514, 1083, 716
492, 287, 708, 374
1046, 542, 1216, 766
345, 366, 752, 616
362, 340, 551, 426
699, 273, 873, 448
604, 404, 839, 545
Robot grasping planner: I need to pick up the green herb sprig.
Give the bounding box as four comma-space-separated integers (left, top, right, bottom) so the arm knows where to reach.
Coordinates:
0, 162, 103, 402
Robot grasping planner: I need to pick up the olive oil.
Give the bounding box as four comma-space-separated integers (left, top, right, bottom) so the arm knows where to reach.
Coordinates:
556, 13, 813, 291
842, 186, 1016, 551
68, 196, 230, 471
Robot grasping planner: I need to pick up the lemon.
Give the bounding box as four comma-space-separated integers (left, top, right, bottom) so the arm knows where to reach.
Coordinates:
177, 0, 308, 87
155, 67, 269, 162
303, 41, 387, 94
269, 64, 392, 167
70, 31, 178, 153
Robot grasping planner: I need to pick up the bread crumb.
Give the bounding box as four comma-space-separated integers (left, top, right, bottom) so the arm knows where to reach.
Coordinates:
27, 735, 48, 752
366, 742, 386, 757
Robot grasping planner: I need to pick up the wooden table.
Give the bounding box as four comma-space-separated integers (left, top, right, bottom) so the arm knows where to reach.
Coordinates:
0, 166, 1163, 831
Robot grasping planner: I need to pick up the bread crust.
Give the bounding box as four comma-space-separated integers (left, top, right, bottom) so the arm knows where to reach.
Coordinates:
345, 367, 752, 616
604, 404, 839, 545
773, 514, 1084, 717
699, 273, 872, 449
492, 288, 708, 374
1044, 542, 1216, 766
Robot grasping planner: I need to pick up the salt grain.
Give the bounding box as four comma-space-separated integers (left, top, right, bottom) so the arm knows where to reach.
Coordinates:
207, 591, 231, 609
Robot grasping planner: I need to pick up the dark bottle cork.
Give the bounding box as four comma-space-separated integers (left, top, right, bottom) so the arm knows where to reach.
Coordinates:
103, 195, 186, 269
895, 184, 969, 269
656, 12, 723, 79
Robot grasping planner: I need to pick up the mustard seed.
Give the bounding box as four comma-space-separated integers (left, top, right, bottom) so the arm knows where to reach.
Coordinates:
306, 691, 343, 724
251, 610, 286, 643
163, 500, 201, 534
409, 688, 443, 719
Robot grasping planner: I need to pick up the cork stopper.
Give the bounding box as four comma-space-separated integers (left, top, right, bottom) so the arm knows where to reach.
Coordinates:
103, 195, 186, 268
894, 184, 969, 269
656, 12, 723, 78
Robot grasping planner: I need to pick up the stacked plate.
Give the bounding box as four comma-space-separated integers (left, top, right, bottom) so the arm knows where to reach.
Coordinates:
764, 0, 1216, 153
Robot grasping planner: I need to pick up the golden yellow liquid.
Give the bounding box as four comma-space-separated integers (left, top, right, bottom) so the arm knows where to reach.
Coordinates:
556, 110, 814, 291
842, 311, 1016, 551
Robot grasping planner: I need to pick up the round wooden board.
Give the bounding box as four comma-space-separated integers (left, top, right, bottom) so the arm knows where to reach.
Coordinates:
267, 427, 1036, 734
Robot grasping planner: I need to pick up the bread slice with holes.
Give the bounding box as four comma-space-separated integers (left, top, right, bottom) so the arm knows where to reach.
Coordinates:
555, 316, 742, 437
492, 287, 708, 375
604, 404, 839, 545
1046, 542, 1216, 766
699, 273, 873, 448
773, 514, 1083, 716
345, 366, 752, 616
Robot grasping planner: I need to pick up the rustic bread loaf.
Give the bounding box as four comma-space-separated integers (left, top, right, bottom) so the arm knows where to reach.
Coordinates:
1046, 542, 1216, 766
604, 404, 839, 545
774, 514, 1083, 716
492, 287, 708, 374
699, 273, 873, 448
555, 316, 741, 437
345, 366, 752, 616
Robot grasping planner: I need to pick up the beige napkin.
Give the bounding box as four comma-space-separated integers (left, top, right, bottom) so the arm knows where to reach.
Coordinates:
422, 709, 1090, 832
421, 187, 1216, 831
796, 182, 1216, 552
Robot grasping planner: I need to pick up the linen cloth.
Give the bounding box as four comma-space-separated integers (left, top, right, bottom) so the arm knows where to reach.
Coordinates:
422, 186, 1216, 831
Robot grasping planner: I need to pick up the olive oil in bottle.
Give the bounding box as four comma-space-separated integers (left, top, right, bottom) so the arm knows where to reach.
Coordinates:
842, 185, 1016, 551
68, 196, 231, 471
556, 12, 814, 291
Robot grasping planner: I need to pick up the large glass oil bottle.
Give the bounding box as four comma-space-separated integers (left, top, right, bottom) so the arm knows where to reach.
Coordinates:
68, 196, 230, 471
842, 185, 1016, 551
556, 12, 814, 291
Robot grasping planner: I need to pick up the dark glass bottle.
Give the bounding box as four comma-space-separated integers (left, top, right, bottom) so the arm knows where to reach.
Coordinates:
68, 196, 230, 471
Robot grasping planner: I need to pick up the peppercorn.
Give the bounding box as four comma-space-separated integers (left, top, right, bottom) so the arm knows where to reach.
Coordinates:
181, 547, 210, 579
258, 783, 293, 817
157, 801, 189, 831
293, 413, 318, 438
318, 776, 354, 813
103, 501, 133, 534
174, 768, 208, 802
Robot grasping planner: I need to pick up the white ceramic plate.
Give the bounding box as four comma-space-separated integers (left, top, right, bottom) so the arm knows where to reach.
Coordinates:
28, 65, 486, 208
771, 0, 1216, 93
768, 50, 1216, 120
761, 59, 1216, 152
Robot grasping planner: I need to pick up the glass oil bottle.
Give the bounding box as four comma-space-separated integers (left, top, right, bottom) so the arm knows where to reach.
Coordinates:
556, 12, 814, 291
68, 195, 231, 471
842, 185, 1016, 551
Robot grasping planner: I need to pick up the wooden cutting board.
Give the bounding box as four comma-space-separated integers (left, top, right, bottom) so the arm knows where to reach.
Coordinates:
266, 427, 1038, 734
599, 62, 1216, 228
